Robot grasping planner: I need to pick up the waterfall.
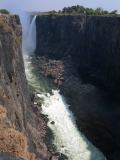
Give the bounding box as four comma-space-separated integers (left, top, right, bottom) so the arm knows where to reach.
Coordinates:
10, 10, 36, 55
22, 15, 36, 55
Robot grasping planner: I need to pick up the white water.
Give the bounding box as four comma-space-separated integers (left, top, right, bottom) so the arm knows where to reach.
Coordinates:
9, 9, 32, 54
38, 91, 106, 160
23, 16, 106, 160
23, 15, 36, 55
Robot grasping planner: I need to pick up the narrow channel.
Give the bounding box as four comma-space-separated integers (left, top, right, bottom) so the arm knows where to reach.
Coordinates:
23, 16, 106, 160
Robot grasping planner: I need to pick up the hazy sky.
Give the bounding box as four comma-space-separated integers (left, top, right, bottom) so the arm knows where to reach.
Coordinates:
1, 0, 120, 13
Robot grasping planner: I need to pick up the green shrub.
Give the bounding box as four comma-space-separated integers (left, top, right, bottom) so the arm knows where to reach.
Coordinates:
0, 9, 9, 14
49, 10, 57, 15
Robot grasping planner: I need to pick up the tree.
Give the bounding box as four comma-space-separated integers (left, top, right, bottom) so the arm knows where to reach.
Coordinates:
85, 8, 94, 15
0, 9, 9, 14
49, 10, 57, 15
110, 10, 118, 15
94, 7, 103, 15
58, 10, 61, 13
78, 6, 85, 14
62, 7, 67, 13
71, 6, 77, 12
102, 10, 109, 15
66, 7, 73, 13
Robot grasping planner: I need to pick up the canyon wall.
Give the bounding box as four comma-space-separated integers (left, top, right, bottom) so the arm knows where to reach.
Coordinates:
34, 15, 120, 160
0, 15, 52, 160
36, 15, 120, 91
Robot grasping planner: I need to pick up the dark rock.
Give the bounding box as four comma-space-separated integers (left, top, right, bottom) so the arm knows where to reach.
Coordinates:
0, 152, 24, 160
35, 15, 120, 91
0, 15, 53, 160
51, 121, 55, 125
34, 15, 120, 160
53, 152, 61, 156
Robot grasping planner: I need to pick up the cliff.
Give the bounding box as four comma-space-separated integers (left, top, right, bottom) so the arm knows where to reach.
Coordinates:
35, 15, 120, 91
0, 15, 52, 160
33, 15, 120, 160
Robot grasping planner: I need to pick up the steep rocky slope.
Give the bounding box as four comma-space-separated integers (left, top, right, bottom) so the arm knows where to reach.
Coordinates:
0, 15, 53, 160
33, 15, 120, 160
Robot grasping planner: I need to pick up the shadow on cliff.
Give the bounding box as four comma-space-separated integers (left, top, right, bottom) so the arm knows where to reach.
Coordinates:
34, 15, 120, 160
76, 66, 120, 127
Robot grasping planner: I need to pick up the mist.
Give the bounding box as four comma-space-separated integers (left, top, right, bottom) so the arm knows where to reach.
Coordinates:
3, 1, 36, 55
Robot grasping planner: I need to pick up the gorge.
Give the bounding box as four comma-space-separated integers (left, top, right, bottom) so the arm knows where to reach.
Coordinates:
33, 15, 120, 160
24, 15, 105, 160
0, 13, 120, 160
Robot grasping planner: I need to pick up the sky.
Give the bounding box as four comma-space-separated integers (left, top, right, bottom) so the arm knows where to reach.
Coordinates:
0, 0, 120, 13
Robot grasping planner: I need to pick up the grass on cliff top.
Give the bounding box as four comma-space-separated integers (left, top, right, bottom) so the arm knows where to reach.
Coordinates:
0, 105, 35, 160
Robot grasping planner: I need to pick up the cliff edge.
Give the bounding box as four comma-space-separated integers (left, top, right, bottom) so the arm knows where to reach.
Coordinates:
0, 15, 52, 160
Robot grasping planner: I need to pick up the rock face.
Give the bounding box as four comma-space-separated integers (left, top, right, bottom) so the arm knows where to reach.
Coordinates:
0, 152, 23, 160
0, 15, 52, 160
34, 15, 120, 160
36, 15, 120, 91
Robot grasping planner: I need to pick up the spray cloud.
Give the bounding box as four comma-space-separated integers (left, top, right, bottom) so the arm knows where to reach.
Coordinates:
2, 1, 36, 55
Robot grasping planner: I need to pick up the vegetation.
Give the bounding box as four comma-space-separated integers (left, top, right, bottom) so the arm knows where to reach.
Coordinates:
48, 5, 119, 16
49, 10, 57, 15
0, 9, 9, 14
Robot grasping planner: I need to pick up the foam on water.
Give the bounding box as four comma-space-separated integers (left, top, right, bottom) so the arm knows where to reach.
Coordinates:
37, 90, 105, 160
